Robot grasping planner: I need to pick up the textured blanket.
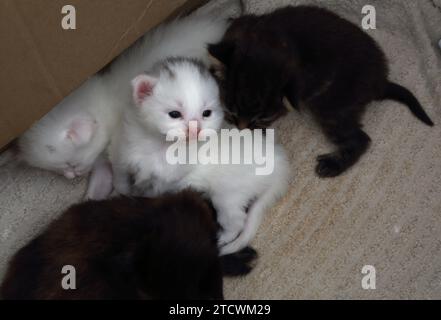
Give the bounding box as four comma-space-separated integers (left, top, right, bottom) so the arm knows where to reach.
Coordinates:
0, 0, 440, 299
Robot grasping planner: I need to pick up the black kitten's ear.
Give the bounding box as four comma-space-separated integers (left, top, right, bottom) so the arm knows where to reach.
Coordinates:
208, 42, 235, 65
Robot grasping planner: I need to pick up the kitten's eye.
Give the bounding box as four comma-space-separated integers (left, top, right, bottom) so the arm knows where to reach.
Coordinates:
202, 110, 212, 117
168, 111, 182, 119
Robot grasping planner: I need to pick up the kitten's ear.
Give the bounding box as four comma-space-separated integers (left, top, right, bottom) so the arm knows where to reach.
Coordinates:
131, 74, 158, 106
66, 117, 97, 146
208, 42, 234, 65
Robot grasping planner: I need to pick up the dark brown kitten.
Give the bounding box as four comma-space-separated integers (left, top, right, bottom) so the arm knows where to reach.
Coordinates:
1, 190, 257, 300
208, 5, 434, 177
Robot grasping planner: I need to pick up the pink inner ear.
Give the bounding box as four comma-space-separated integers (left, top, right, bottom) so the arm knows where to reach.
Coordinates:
132, 75, 156, 105
137, 82, 152, 100
66, 118, 96, 146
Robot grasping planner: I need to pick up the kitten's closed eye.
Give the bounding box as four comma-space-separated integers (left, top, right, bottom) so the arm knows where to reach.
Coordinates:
169, 111, 182, 119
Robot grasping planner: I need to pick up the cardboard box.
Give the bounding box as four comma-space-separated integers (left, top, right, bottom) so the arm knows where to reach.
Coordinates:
0, 0, 205, 149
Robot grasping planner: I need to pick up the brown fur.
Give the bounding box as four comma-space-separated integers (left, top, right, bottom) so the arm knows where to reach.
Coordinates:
1, 190, 256, 300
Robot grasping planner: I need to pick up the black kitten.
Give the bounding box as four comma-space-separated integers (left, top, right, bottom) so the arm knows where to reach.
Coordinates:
208, 6, 434, 177
1, 190, 257, 300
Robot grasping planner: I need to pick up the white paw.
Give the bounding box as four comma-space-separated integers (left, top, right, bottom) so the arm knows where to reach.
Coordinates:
216, 208, 247, 247
218, 229, 240, 247
85, 159, 113, 200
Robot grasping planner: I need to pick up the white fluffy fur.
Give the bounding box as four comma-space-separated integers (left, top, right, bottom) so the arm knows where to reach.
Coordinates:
19, 77, 120, 179
110, 59, 290, 254
16, 9, 230, 186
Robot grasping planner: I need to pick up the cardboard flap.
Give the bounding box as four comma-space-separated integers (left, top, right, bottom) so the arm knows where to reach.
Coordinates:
0, 0, 204, 148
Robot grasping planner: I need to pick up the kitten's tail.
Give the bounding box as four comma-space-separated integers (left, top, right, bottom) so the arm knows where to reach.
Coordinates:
381, 82, 434, 126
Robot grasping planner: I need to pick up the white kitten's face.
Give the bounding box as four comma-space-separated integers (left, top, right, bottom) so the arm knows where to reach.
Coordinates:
20, 115, 99, 179
132, 60, 224, 139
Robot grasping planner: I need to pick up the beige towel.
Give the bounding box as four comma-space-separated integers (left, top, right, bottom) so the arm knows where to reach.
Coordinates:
0, 0, 440, 299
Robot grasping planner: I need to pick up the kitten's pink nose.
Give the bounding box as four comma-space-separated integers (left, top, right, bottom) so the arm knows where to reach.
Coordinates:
188, 120, 200, 140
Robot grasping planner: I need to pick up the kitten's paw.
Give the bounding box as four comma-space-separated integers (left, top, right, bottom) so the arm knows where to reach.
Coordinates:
85, 159, 113, 200
218, 230, 240, 247
232, 246, 258, 263
315, 153, 345, 178
217, 210, 247, 247
220, 247, 258, 276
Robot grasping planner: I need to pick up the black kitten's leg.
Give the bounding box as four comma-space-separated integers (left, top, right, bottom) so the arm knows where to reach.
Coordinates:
315, 122, 371, 178
221, 247, 258, 276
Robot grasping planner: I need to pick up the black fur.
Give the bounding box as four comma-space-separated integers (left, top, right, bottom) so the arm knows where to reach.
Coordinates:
221, 247, 257, 276
209, 5, 434, 177
1, 190, 256, 300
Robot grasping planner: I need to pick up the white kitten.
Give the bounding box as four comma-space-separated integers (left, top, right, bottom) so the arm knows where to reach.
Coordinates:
12, 9, 230, 190
18, 77, 119, 179
109, 58, 290, 254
